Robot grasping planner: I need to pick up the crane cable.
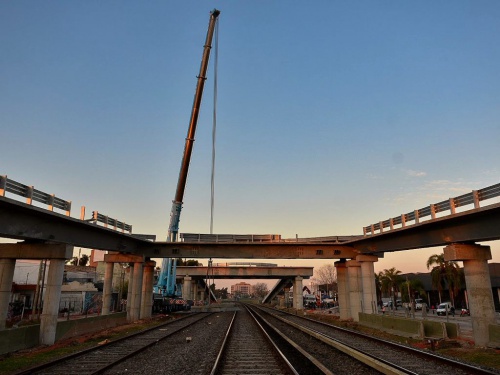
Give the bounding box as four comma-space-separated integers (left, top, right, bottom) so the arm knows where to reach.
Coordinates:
210, 16, 219, 235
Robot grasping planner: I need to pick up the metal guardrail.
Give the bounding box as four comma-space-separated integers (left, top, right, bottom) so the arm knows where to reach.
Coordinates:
1, 175, 132, 234
181, 233, 360, 244
89, 211, 132, 233
180, 233, 282, 243
363, 182, 500, 236
281, 235, 362, 243
0, 175, 71, 215
212, 262, 278, 267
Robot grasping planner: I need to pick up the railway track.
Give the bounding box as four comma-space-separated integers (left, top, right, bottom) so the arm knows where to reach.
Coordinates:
10, 305, 499, 375
249, 304, 499, 375
210, 305, 300, 374
14, 313, 213, 375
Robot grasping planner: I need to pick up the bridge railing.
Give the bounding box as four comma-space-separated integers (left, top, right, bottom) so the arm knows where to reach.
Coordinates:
1, 175, 133, 234
281, 235, 362, 243
180, 233, 281, 243
87, 211, 132, 233
0, 175, 71, 215
363, 182, 500, 236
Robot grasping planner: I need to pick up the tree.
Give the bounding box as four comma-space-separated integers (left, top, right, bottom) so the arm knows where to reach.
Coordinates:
400, 278, 426, 304
315, 264, 337, 296
214, 287, 228, 299
176, 259, 203, 266
66, 257, 78, 266
426, 253, 462, 306
78, 254, 90, 266
378, 267, 403, 308
253, 283, 269, 299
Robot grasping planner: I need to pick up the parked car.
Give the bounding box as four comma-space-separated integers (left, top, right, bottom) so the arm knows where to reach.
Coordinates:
396, 299, 402, 307
436, 302, 455, 316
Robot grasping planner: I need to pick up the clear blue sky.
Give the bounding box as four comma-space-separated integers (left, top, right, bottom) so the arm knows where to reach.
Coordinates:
1, 1, 499, 288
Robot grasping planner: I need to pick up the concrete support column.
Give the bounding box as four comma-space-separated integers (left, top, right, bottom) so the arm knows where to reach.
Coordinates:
183, 276, 192, 302
126, 264, 134, 321
293, 276, 303, 310
347, 260, 363, 322
140, 261, 155, 319
130, 262, 143, 322
335, 260, 350, 320
190, 280, 198, 301
0, 259, 16, 330
193, 282, 198, 303
444, 243, 496, 347
101, 261, 114, 315
40, 259, 66, 345
357, 255, 379, 314
200, 289, 206, 304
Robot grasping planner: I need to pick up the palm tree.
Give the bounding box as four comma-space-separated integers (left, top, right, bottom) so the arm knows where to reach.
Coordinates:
378, 267, 403, 309
401, 278, 426, 304
426, 253, 461, 306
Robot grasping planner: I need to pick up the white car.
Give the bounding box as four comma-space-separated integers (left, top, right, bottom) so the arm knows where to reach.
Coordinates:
436, 302, 455, 316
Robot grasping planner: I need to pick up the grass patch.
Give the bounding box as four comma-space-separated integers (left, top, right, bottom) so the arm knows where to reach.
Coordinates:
438, 348, 500, 370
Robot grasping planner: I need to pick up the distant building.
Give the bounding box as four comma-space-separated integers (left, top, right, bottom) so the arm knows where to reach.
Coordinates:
10, 260, 100, 315
231, 282, 253, 296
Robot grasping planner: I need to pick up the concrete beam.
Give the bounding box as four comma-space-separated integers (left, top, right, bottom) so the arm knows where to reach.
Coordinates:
104, 253, 145, 263
262, 278, 293, 303
139, 243, 357, 259
443, 243, 492, 261
0, 196, 149, 252
176, 266, 314, 278
0, 243, 73, 260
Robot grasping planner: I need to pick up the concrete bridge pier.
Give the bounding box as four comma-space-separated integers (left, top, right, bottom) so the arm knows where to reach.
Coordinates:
0, 243, 72, 345
193, 281, 198, 302
335, 260, 350, 320
347, 259, 362, 322
183, 276, 192, 303
104, 253, 149, 321
444, 243, 496, 347
40, 258, 66, 345
293, 276, 303, 310
357, 255, 379, 314
101, 261, 114, 315
126, 264, 133, 321
0, 259, 16, 330
129, 261, 143, 322
140, 260, 155, 319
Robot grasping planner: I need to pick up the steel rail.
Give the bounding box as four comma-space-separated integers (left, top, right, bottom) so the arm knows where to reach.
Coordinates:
13, 313, 212, 375
254, 305, 499, 375
248, 304, 404, 375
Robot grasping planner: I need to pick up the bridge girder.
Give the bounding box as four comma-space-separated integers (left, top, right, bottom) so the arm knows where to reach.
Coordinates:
1, 196, 499, 259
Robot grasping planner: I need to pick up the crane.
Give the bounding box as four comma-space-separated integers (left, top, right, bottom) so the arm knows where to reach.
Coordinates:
153, 9, 220, 309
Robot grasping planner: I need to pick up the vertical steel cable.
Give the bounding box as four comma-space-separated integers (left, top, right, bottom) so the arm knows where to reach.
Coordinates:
210, 17, 219, 235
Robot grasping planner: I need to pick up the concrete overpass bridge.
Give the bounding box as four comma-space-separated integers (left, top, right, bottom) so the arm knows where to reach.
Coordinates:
174, 264, 313, 303
1, 177, 499, 346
